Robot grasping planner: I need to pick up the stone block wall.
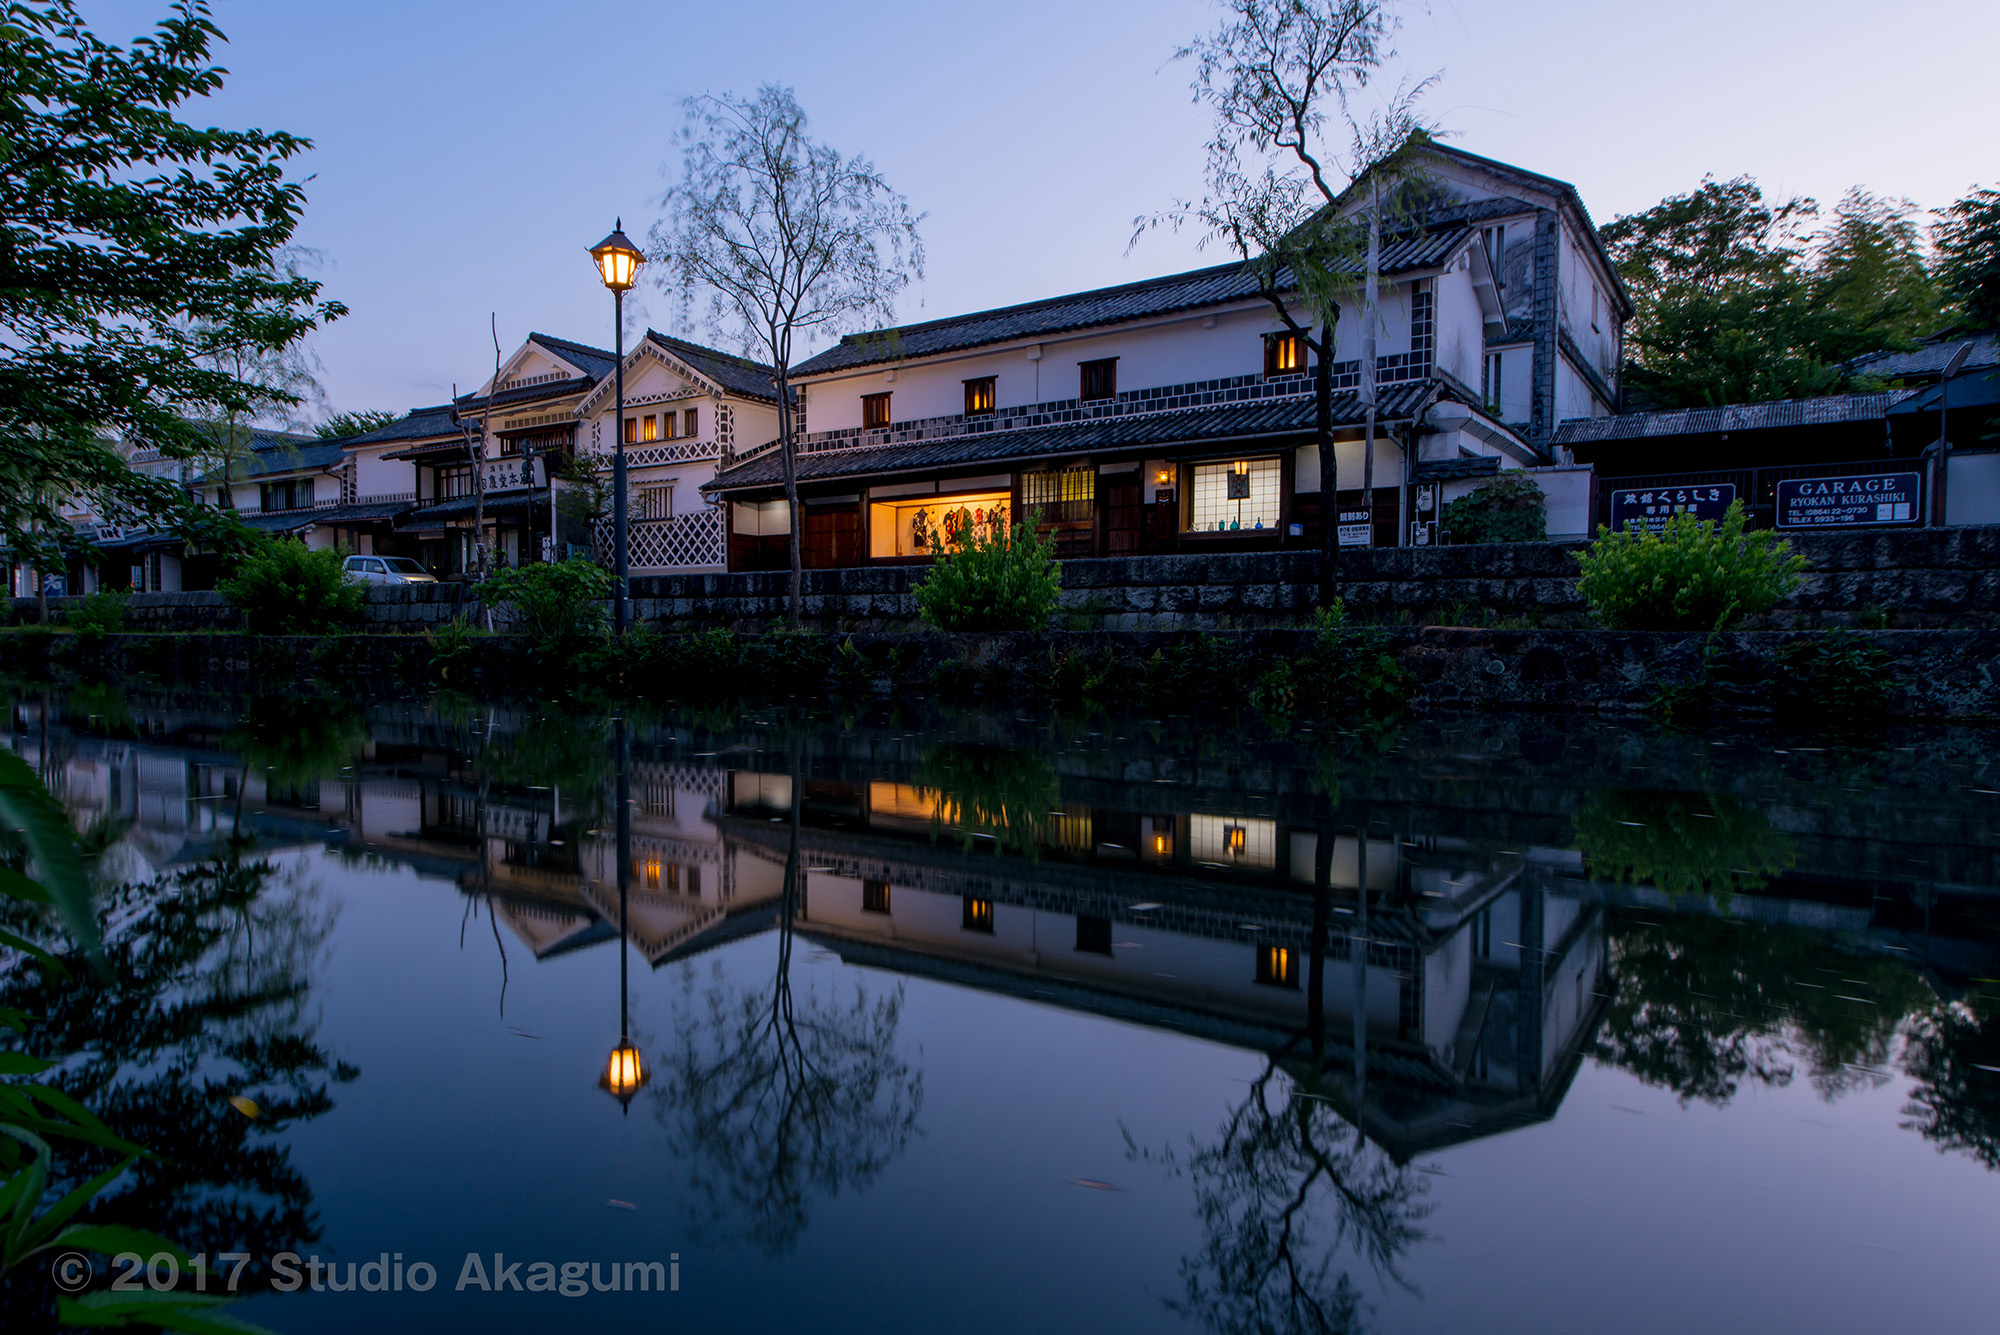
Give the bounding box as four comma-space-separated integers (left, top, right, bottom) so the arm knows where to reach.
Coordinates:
11, 525, 1998, 632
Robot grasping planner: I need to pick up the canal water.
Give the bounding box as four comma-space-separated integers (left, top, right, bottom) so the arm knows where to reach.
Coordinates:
4, 685, 1998, 1333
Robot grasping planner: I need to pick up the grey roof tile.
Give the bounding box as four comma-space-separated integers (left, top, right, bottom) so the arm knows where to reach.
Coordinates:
1842, 331, 1999, 382
644, 331, 781, 402
340, 404, 460, 446
705, 381, 1441, 493
1552, 392, 1913, 446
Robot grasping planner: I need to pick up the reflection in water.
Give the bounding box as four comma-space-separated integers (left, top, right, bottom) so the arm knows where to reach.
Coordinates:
6, 683, 2000, 1326
0, 855, 347, 1322
652, 738, 922, 1254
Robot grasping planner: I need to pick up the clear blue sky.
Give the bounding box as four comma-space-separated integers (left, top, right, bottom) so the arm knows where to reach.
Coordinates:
81, 0, 2000, 419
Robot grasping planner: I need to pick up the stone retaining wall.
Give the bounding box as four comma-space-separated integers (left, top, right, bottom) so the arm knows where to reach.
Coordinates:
12, 525, 1998, 631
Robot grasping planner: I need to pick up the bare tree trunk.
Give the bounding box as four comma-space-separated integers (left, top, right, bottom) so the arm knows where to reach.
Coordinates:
776, 363, 802, 624
1316, 339, 1338, 606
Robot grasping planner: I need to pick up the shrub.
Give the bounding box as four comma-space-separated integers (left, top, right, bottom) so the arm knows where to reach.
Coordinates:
65, 589, 128, 642
913, 509, 1062, 632
1575, 501, 1806, 631
218, 538, 363, 635
1770, 631, 1894, 723
425, 614, 483, 684
1439, 472, 1547, 544
1139, 633, 1245, 712
481, 558, 609, 658
1252, 600, 1408, 720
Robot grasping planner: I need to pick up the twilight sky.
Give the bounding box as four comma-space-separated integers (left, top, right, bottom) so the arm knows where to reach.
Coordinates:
81, 0, 2000, 419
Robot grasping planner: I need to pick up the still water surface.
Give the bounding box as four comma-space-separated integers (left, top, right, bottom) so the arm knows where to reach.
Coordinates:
5, 686, 1999, 1333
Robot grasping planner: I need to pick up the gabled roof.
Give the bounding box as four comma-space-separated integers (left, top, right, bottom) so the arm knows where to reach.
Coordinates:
453, 332, 616, 415
1842, 330, 1998, 383
704, 380, 1441, 494
644, 331, 780, 402
792, 233, 1474, 379
340, 404, 461, 447
525, 331, 616, 380
1552, 391, 1912, 446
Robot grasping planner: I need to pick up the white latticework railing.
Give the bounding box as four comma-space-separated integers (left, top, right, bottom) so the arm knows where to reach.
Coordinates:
595, 509, 725, 571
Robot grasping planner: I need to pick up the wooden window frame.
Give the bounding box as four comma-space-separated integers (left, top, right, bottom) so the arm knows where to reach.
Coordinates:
1264, 330, 1307, 378
963, 376, 996, 416
861, 391, 893, 430
1078, 358, 1118, 403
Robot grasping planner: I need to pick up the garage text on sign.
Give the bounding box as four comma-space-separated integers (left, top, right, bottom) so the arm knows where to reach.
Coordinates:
1774, 473, 1921, 529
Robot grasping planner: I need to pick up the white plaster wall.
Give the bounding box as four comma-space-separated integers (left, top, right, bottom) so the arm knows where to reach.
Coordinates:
1529, 463, 1595, 539
1293, 438, 1407, 493
354, 446, 415, 498
1431, 255, 1485, 389
1488, 345, 1533, 424
1946, 452, 2000, 526
1554, 358, 1599, 424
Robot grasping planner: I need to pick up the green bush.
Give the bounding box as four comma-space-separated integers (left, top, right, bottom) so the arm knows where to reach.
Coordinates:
65, 589, 128, 642
1575, 501, 1806, 631
218, 538, 363, 635
481, 558, 609, 657
1439, 472, 1547, 544
1252, 600, 1408, 720
1770, 631, 1894, 723
913, 509, 1062, 632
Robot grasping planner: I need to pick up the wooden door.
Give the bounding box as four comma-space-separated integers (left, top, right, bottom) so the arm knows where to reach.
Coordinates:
1104, 477, 1142, 555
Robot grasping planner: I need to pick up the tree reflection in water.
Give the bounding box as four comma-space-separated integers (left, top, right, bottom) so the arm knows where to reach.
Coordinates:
1901, 983, 2000, 1169
1131, 1059, 1432, 1335
650, 740, 923, 1255
0, 855, 349, 1318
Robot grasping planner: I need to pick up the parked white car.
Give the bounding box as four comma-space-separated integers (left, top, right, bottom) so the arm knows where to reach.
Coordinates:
344, 555, 437, 586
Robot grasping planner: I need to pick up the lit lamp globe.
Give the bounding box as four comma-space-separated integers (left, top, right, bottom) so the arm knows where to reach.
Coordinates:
589, 222, 645, 292
601, 1038, 648, 1111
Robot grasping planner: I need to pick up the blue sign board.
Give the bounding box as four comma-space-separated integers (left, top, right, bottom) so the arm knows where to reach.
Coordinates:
1608, 483, 1736, 534
1775, 472, 1922, 529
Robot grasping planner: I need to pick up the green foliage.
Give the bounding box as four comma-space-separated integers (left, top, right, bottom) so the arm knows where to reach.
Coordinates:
1438, 472, 1547, 545
480, 558, 609, 658
63, 593, 127, 645
217, 539, 362, 636
1139, 634, 1245, 713
0, 0, 340, 550
424, 615, 483, 685
314, 409, 400, 440
1252, 601, 1408, 721
1603, 177, 1942, 410
1573, 788, 1794, 901
1932, 184, 2000, 329
1575, 501, 1806, 631
913, 512, 1062, 632
1770, 631, 1894, 724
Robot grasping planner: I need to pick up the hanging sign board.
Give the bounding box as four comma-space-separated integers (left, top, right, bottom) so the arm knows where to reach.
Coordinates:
1608, 483, 1736, 534
1774, 473, 1921, 529
1337, 509, 1373, 547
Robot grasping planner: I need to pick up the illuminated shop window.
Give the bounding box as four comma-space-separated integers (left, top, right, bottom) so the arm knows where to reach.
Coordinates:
867, 492, 1011, 559
1020, 467, 1094, 523
1189, 814, 1277, 869
1188, 458, 1281, 532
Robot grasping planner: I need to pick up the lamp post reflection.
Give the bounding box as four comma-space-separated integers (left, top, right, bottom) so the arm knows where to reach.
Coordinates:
599, 715, 647, 1112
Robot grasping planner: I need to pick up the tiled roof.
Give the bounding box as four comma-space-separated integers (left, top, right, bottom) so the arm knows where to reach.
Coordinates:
1842, 331, 1999, 382
527, 332, 617, 380
239, 500, 415, 533
704, 380, 1441, 494
793, 235, 1473, 378
340, 404, 460, 447
199, 436, 346, 482
645, 331, 781, 402
400, 492, 543, 525
1552, 392, 1912, 446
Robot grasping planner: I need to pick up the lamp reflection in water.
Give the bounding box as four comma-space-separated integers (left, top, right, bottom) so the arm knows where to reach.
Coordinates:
600, 715, 649, 1112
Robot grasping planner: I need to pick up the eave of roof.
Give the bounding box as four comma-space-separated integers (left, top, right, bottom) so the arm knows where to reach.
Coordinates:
341, 405, 460, 447
1552, 391, 1913, 446
704, 381, 1441, 494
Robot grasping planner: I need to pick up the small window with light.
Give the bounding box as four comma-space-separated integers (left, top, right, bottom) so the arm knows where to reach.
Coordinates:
1256, 944, 1299, 989
862, 392, 893, 430
1078, 358, 1118, 402
963, 376, 996, 416
863, 880, 892, 914
1264, 330, 1307, 377
962, 896, 994, 934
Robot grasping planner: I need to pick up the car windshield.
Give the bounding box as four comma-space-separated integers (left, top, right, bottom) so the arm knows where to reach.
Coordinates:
382, 558, 428, 574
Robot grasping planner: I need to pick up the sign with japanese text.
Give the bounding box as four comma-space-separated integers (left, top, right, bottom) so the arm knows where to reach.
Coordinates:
1608, 483, 1736, 534
1774, 473, 1921, 529
1337, 509, 1372, 547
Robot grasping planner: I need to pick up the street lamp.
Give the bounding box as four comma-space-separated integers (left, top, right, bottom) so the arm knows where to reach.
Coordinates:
589, 221, 645, 633
599, 714, 648, 1113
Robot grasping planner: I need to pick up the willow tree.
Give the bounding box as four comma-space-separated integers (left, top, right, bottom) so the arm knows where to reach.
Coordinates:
652, 85, 923, 621
1139, 0, 1433, 595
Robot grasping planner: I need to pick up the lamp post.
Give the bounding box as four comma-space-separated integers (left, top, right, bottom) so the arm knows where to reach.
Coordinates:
589, 221, 645, 634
